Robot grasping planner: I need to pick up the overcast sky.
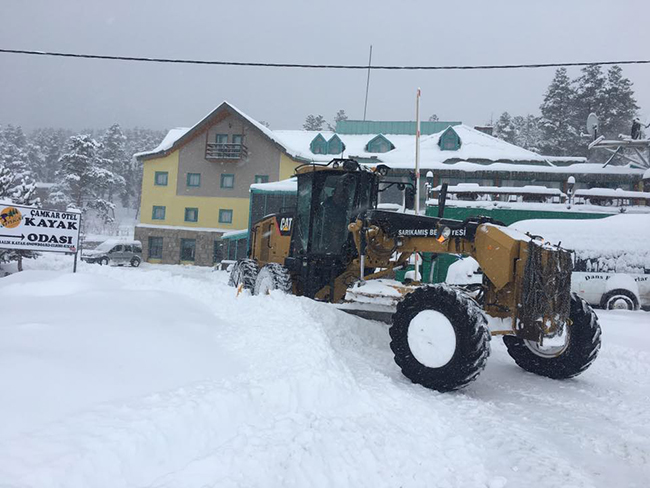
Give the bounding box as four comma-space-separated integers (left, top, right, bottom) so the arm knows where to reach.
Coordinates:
1, 0, 648, 132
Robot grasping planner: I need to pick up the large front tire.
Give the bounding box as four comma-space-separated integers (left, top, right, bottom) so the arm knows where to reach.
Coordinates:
390, 285, 491, 392
254, 263, 292, 295
503, 293, 601, 379
228, 259, 259, 291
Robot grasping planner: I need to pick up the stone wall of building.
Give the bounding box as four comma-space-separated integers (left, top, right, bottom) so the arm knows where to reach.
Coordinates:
135, 226, 224, 267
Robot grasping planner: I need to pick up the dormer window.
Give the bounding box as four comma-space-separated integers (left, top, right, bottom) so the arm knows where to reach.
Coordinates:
438, 127, 461, 151
366, 134, 394, 153
327, 134, 345, 154
310, 133, 328, 154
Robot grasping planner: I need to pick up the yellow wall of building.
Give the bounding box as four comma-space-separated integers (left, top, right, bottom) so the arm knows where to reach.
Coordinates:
279, 153, 303, 180
140, 151, 250, 230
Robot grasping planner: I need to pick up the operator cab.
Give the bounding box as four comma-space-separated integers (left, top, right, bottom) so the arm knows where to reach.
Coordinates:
286, 159, 378, 299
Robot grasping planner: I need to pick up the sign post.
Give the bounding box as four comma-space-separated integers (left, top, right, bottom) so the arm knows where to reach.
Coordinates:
0, 202, 82, 271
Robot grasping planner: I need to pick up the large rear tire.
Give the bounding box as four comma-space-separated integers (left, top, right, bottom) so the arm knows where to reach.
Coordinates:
254, 263, 292, 295
503, 293, 601, 379
390, 285, 491, 392
228, 259, 259, 291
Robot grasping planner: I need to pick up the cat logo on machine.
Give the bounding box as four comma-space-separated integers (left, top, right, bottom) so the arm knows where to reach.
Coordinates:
279, 217, 293, 233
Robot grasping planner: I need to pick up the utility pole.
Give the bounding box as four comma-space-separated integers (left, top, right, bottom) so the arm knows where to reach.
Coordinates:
363, 45, 373, 121
414, 87, 421, 281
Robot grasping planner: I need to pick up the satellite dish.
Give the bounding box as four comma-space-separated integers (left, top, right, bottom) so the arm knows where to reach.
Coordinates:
586, 113, 599, 139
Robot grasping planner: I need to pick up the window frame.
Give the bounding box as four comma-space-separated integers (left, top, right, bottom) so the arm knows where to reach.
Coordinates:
232, 134, 244, 145
221, 173, 235, 189
254, 175, 269, 184
219, 209, 233, 224
215, 133, 228, 144
180, 238, 196, 262
186, 172, 201, 188
154, 171, 168, 186
152, 205, 166, 220
184, 207, 199, 223
148, 236, 163, 259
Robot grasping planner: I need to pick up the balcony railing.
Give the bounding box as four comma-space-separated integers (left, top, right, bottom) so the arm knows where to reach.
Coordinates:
205, 143, 248, 160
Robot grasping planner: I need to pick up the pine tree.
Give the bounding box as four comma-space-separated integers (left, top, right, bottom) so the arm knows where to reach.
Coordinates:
51, 134, 122, 227
0, 163, 40, 272
539, 68, 581, 156
303, 114, 326, 131
100, 124, 128, 204
494, 112, 517, 144
513, 115, 543, 153
573, 65, 608, 140
603, 65, 639, 138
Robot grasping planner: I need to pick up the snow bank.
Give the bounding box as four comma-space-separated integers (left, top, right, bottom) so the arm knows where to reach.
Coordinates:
0, 270, 239, 440
2, 259, 650, 487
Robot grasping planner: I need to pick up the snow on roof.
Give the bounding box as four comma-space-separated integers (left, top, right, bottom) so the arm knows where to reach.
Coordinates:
134, 102, 314, 162
575, 188, 650, 199
417, 160, 643, 176
270, 130, 418, 163
379, 125, 552, 168
131, 102, 597, 173
437, 183, 564, 195
221, 229, 248, 239
134, 128, 190, 158
250, 178, 297, 193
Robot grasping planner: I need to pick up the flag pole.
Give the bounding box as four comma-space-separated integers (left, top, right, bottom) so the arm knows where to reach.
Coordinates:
414, 87, 421, 281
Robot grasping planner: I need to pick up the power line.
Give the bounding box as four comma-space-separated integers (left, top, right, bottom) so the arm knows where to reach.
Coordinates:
1, 48, 650, 71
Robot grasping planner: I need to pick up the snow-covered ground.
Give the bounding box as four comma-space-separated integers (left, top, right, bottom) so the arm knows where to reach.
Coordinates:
1, 255, 649, 488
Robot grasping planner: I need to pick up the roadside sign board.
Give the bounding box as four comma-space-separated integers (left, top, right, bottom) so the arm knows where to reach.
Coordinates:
0, 202, 81, 253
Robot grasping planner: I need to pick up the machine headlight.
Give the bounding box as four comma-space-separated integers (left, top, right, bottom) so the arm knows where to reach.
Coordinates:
437, 226, 451, 242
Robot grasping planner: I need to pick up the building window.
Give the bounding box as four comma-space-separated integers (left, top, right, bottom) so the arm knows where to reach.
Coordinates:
180, 238, 196, 262
232, 134, 244, 145
148, 236, 163, 259
184, 207, 199, 222
221, 174, 235, 189
327, 135, 345, 154
154, 171, 168, 186
255, 175, 269, 184
152, 205, 166, 220
438, 127, 461, 151
310, 134, 328, 154
216, 134, 228, 144
219, 209, 233, 224
366, 135, 394, 153
187, 173, 201, 187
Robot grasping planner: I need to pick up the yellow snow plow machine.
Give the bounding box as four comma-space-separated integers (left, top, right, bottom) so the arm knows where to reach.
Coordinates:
229, 159, 601, 391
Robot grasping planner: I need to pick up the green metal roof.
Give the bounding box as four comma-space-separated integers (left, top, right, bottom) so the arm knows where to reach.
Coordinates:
336, 120, 461, 135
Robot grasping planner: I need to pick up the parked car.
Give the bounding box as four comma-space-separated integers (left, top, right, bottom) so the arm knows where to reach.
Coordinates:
82, 239, 143, 267
572, 271, 649, 311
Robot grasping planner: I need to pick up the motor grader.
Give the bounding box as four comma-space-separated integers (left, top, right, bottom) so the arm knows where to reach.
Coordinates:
229, 159, 601, 392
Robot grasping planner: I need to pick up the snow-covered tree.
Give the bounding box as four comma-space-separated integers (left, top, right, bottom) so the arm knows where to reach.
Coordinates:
100, 124, 128, 204
303, 114, 326, 131
603, 65, 639, 138
494, 112, 517, 144
428, 114, 439, 122
539, 68, 582, 156
0, 164, 40, 272
512, 115, 543, 153
51, 134, 122, 227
